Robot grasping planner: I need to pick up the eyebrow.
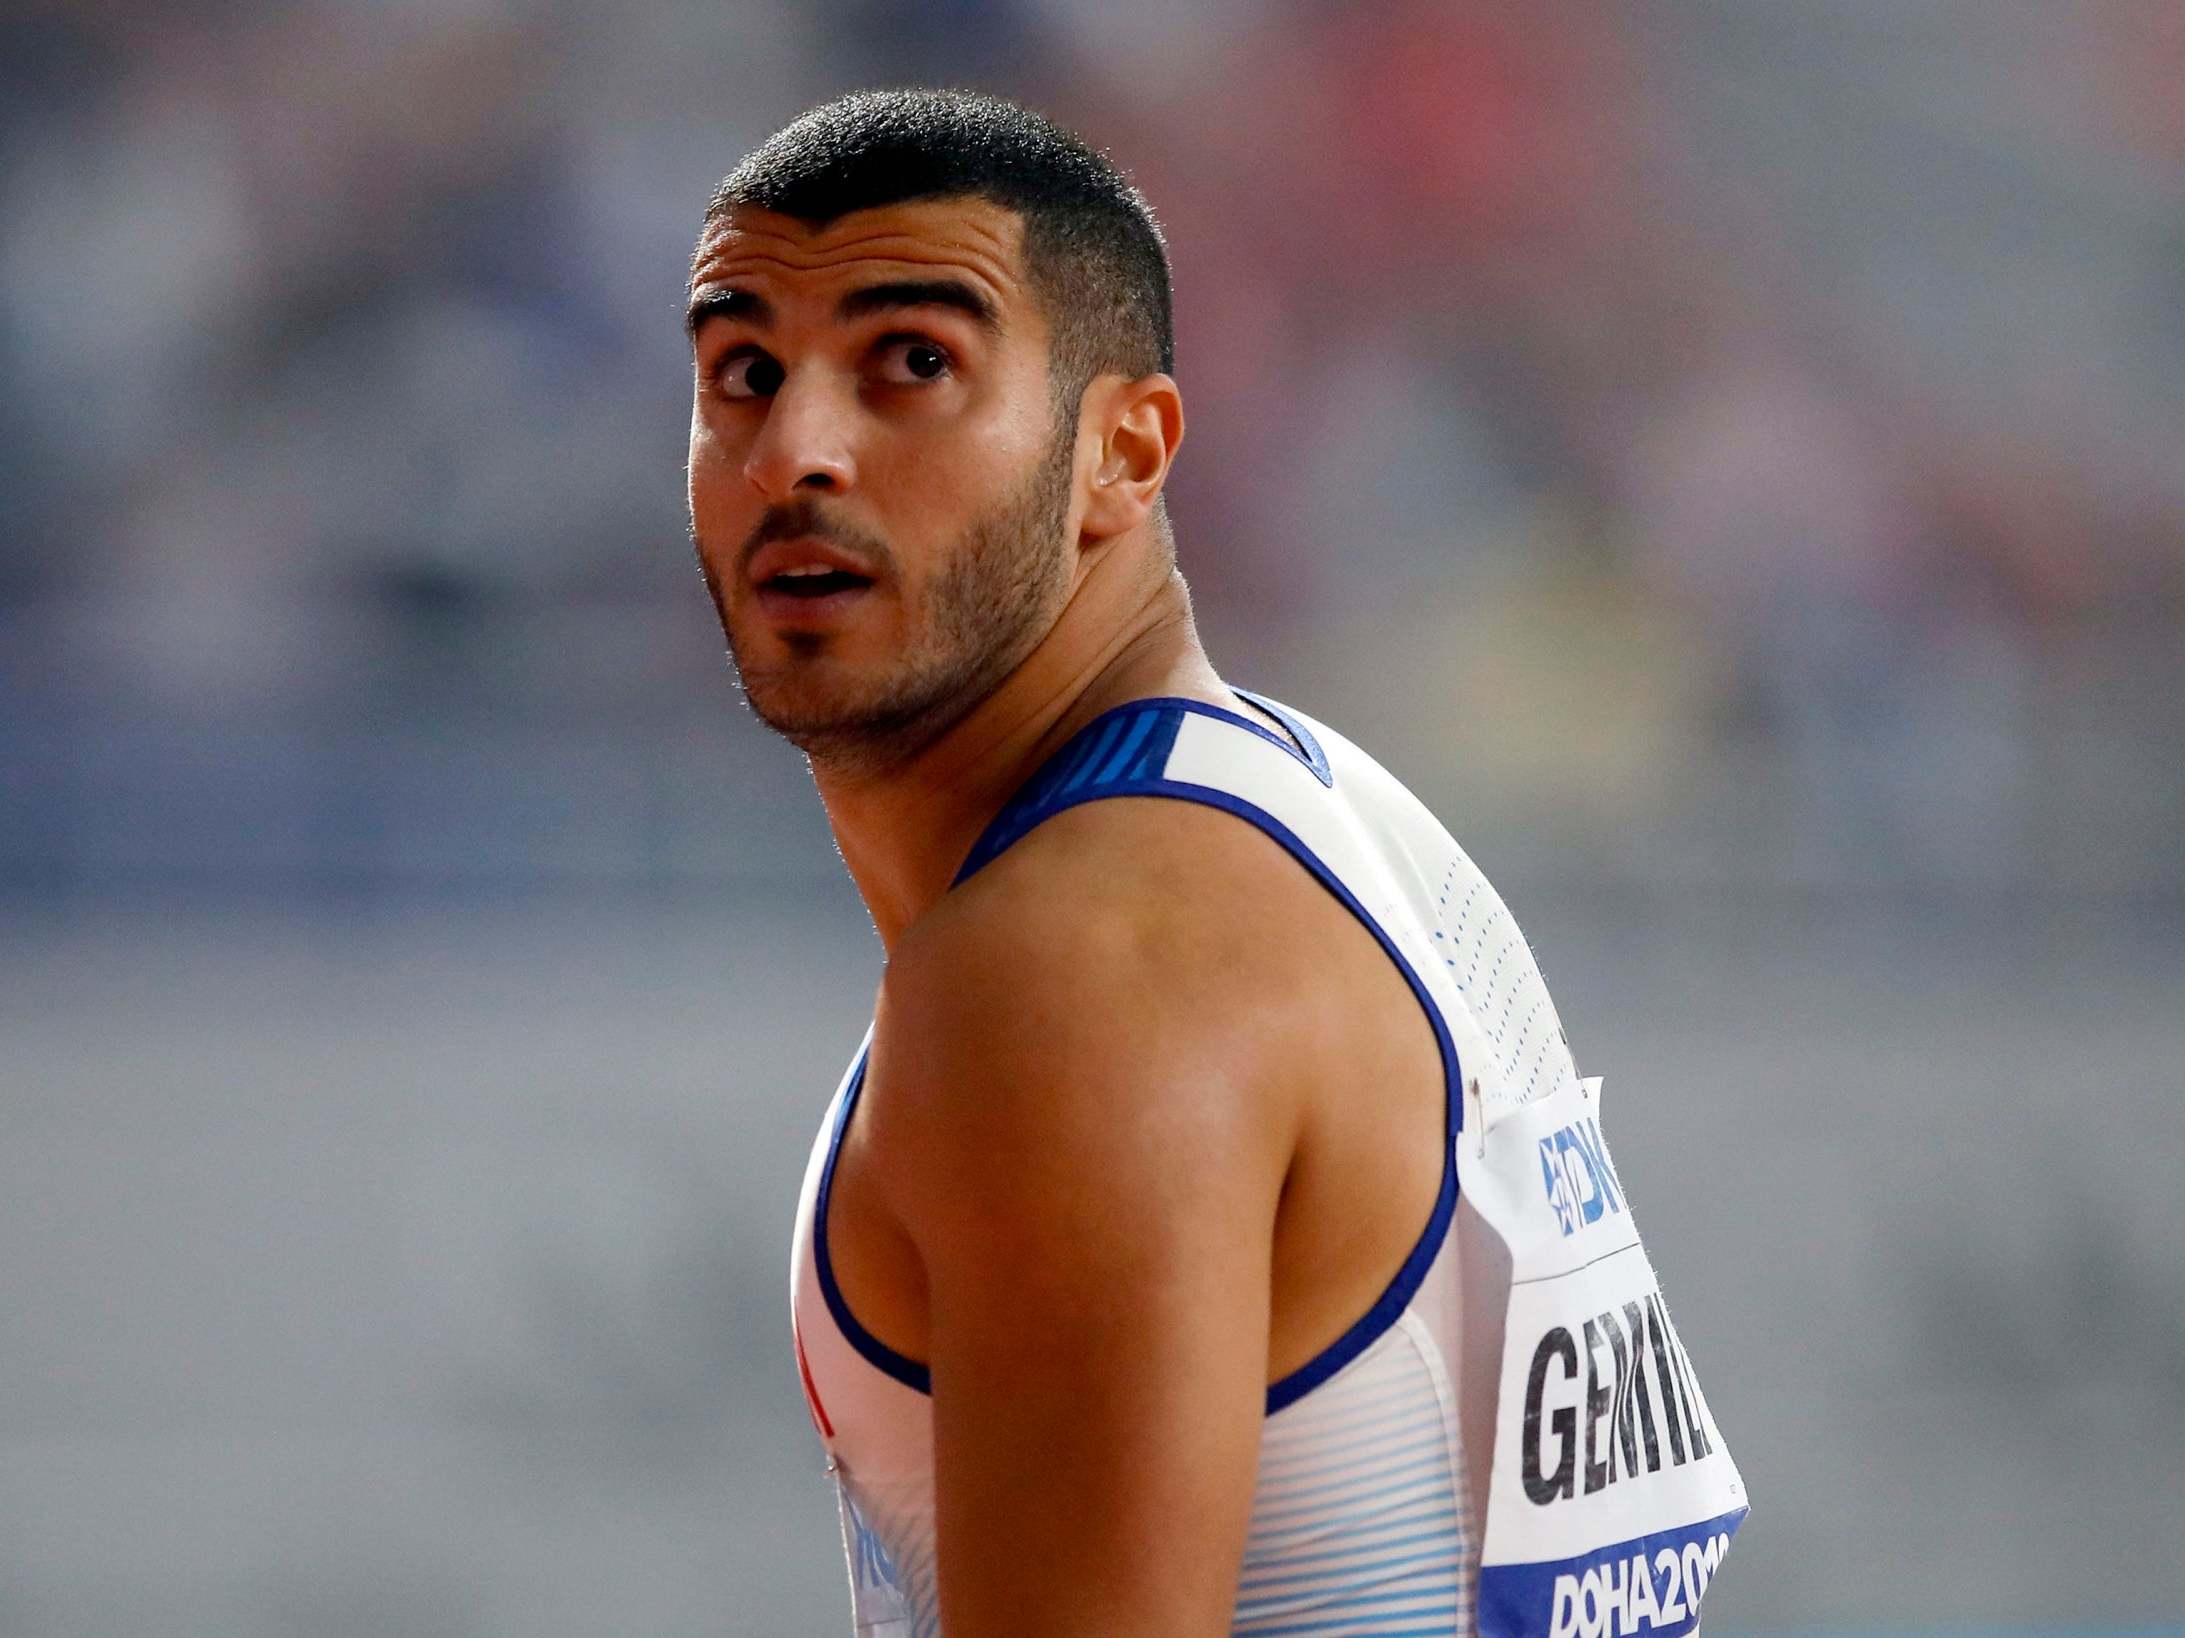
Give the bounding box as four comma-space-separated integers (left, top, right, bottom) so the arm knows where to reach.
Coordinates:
684, 278, 1001, 339
685, 287, 769, 336
836, 279, 1000, 334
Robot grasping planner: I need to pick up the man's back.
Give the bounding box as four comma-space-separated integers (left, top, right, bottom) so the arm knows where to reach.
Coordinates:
790, 693, 1743, 1634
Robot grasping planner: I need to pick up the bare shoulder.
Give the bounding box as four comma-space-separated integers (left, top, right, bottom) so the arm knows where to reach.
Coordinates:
896, 795, 1343, 1033
863, 794, 1368, 1228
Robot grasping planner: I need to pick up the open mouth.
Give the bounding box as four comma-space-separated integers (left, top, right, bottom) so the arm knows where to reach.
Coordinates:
764, 566, 874, 599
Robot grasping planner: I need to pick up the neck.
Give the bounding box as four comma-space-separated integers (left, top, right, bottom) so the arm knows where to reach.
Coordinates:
811, 552, 1227, 950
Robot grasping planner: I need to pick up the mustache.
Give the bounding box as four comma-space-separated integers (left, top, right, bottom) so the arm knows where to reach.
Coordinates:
737, 499, 896, 579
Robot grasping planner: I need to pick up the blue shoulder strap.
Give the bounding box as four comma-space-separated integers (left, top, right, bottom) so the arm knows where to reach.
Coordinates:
953, 692, 1330, 885
953, 698, 1188, 884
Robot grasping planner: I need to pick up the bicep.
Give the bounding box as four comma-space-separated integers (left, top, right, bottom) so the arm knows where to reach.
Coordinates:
875, 964, 1292, 1636
926, 1136, 1275, 1637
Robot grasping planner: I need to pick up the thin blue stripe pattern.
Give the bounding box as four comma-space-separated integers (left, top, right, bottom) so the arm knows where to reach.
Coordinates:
1233, 1324, 1470, 1635
954, 702, 1187, 881
832, 1324, 1470, 1638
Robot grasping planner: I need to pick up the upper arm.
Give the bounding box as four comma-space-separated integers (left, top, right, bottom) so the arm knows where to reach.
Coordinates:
867, 801, 1314, 1637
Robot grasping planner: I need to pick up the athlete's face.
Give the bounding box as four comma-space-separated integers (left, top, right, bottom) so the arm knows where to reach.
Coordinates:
686, 198, 1080, 771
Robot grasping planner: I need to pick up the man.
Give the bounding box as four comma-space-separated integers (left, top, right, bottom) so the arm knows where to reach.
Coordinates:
687, 90, 1746, 1637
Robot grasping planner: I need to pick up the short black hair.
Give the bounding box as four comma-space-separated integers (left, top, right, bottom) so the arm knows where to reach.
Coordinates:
704, 89, 1174, 404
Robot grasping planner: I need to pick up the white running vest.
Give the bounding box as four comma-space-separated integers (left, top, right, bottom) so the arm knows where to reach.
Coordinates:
788, 693, 1748, 1636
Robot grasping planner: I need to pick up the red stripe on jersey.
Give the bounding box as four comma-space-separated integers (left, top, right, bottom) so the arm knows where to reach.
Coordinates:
794, 1316, 835, 1440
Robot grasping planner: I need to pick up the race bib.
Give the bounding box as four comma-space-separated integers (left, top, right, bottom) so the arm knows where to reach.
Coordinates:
1461, 1077, 1747, 1637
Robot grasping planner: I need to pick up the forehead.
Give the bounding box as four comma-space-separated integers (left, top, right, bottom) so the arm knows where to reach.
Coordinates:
689, 197, 1030, 315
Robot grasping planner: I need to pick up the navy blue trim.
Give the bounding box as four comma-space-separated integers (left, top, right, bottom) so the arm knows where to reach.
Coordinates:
1231, 689, 1333, 786
954, 700, 1184, 882
823, 766, 1465, 1417
812, 1046, 933, 1395
955, 691, 1331, 885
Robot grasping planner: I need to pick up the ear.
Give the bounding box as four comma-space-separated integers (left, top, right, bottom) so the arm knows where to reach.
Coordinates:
1078, 373, 1184, 545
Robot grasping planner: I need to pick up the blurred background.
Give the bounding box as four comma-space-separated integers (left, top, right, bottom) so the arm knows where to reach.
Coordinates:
3, 0, 2180, 1632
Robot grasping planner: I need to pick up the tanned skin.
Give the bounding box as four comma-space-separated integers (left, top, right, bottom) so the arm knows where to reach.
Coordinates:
688, 197, 1445, 1636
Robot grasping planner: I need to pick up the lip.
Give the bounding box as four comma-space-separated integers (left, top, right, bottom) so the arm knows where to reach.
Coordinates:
747, 535, 881, 589
753, 577, 876, 627
746, 534, 882, 629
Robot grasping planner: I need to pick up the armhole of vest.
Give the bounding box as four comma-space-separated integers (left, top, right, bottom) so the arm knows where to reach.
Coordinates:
954, 774, 1464, 1417
812, 1048, 935, 1395
820, 772, 1463, 1412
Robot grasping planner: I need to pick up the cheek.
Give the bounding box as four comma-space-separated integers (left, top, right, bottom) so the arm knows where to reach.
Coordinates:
687, 425, 748, 522
688, 407, 728, 472
887, 398, 1047, 505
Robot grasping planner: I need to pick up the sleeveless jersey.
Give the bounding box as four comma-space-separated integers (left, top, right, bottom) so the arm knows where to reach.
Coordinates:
788, 692, 1747, 1636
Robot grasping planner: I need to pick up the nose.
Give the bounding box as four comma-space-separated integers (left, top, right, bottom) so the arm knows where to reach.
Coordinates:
742, 368, 855, 501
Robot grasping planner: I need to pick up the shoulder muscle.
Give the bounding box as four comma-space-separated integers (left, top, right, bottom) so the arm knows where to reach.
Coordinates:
869, 795, 1336, 1232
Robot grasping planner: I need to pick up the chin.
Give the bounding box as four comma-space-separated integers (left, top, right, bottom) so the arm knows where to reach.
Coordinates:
743, 668, 892, 741
745, 665, 980, 774
741, 674, 860, 737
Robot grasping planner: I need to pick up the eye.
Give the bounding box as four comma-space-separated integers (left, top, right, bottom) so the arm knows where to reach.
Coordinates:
714, 349, 784, 400
874, 338, 952, 386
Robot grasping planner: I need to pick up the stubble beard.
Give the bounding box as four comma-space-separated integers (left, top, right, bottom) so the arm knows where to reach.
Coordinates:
716, 422, 1077, 779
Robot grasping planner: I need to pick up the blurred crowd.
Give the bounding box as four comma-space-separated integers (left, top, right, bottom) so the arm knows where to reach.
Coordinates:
3, 0, 2180, 893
